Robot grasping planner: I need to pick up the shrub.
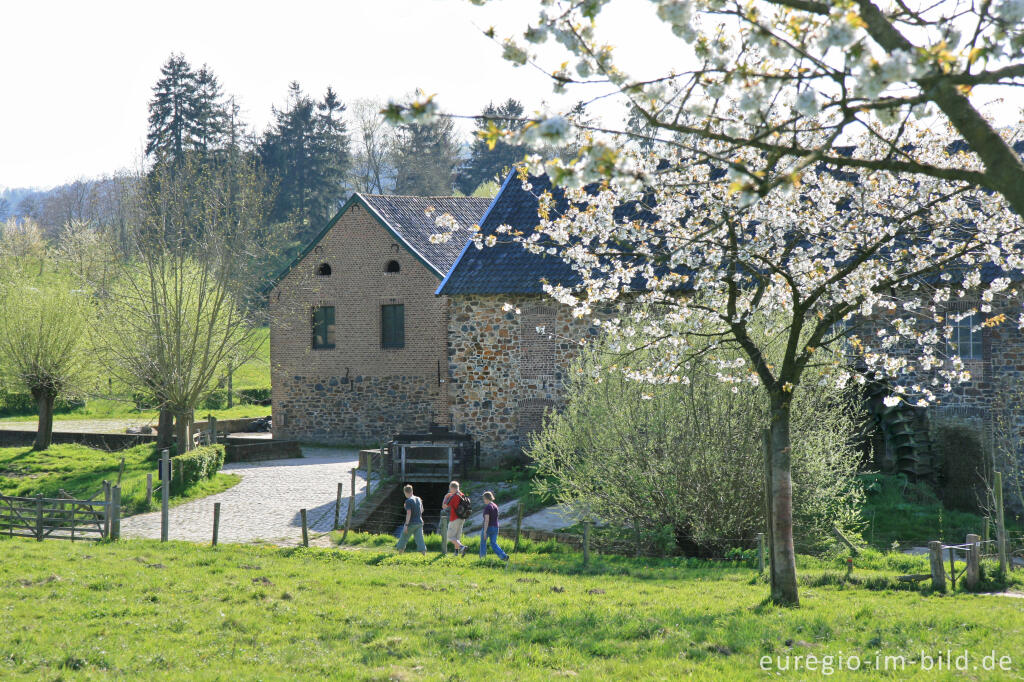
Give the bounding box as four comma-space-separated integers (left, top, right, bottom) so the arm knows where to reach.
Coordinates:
238, 388, 271, 406
528, 318, 865, 557
170, 445, 226, 494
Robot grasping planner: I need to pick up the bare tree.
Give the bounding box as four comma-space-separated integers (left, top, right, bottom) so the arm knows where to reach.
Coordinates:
349, 98, 396, 194
96, 155, 269, 451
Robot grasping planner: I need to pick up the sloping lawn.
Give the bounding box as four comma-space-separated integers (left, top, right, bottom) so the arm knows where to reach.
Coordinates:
0, 444, 238, 516
0, 538, 1021, 680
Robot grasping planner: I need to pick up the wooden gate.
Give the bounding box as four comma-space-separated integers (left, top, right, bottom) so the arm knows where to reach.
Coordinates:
0, 486, 116, 542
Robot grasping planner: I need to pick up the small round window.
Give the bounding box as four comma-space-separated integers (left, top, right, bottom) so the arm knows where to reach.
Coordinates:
385, 260, 400, 273
317, 263, 332, 276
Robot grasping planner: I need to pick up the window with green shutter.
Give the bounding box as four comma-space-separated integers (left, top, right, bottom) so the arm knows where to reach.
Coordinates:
381, 304, 405, 349
312, 306, 335, 349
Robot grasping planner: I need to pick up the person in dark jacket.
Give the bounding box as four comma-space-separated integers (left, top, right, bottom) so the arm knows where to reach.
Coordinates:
479, 491, 508, 560
395, 484, 426, 555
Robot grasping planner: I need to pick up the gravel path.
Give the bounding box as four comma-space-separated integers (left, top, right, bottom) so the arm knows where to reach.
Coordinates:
121, 447, 368, 544
0, 418, 152, 434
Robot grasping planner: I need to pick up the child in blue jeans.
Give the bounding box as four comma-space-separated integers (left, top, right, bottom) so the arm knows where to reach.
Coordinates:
479, 491, 509, 560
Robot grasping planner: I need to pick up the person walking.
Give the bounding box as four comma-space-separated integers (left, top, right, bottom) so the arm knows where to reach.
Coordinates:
445, 481, 469, 556
479, 491, 509, 561
395, 484, 426, 555
439, 482, 454, 554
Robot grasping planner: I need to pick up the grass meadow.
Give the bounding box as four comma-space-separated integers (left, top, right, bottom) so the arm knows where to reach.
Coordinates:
0, 443, 239, 515
0, 537, 1021, 680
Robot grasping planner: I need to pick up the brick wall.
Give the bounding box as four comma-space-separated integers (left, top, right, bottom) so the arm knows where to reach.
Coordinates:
269, 202, 450, 444
447, 294, 599, 462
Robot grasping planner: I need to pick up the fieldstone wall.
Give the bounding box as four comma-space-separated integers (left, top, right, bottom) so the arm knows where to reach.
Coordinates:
274, 374, 439, 444
447, 294, 599, 462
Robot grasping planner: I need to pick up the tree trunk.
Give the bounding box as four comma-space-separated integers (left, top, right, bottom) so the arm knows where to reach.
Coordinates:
767, 393, 799, 606
173, 412, 193, 453
31, 387, 56, 451
156, 408, 174, 449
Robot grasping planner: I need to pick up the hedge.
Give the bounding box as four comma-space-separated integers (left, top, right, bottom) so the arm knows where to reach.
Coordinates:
170, 445, 226, 495
199, 388, 271, 410
0, 389, 84, 417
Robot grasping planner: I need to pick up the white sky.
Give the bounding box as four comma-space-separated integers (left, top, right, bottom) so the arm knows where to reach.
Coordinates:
0, 0, 677, 189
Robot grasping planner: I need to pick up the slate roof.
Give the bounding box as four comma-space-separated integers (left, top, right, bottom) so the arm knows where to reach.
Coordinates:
360, 194, 492, 277
268, 193, 490, 291
436, 173, 582, 296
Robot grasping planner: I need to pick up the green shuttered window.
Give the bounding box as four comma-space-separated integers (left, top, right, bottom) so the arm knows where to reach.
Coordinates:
381, 304, 405, 349
312, 306, 335, 349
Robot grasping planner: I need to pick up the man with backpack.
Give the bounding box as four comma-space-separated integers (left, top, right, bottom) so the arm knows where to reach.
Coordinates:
442, 480, 471, 556
395, 484, 426, 555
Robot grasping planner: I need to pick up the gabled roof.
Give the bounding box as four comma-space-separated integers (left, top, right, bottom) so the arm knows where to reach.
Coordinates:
268, 193, 490, 291
360, 194, 491, 277
436, 173, 580, 296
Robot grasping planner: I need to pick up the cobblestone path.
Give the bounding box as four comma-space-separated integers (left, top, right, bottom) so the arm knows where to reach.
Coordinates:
121, 447, 368, 544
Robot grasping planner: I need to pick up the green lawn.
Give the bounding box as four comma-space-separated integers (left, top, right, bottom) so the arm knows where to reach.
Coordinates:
0, 443, 239, 516
0, 539, 1021, 680
0, 327, 270, 424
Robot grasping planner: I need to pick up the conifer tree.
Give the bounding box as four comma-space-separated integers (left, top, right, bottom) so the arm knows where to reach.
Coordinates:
392, 115, 461, 196
145, 54, 230, 165
456, 99, 528, 194
259, 83, 349, 240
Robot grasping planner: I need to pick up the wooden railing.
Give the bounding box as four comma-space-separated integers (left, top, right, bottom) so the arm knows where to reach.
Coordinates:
0, 484, 118, 542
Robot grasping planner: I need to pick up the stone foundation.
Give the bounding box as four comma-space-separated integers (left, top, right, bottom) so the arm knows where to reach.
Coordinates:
273, 374, 442, 445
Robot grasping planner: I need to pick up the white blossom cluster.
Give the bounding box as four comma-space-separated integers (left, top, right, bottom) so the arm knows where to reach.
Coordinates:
501, 127, 1024, 405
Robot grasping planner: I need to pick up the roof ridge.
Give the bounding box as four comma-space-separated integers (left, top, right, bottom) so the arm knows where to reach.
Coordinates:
360, 193, 491, 201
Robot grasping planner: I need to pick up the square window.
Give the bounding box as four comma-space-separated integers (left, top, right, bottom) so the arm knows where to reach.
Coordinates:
381, 304, 405, 349
947, 311, 982, 360
312, 306, 335, 349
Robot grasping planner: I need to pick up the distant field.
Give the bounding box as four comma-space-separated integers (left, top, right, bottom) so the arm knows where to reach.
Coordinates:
0, 539, 1021, 680
0, 327, 271, 425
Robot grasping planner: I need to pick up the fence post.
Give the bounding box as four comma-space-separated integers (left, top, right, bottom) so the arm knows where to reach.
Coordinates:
35, 494, 43, 542
995, 471, 1008, 576
116, 457, 126, 486
368, 447, 374, 489
300, 509, 309, 547
334, 482, 343, 530
342, 468, 356, 542
514, 502, 524, 552
929, 541, 946, 591
103, 481, 111, 539
146, 473, 153, 509
209, 416, 218, 444
757, 533, 765, 574
966, 533, 980, 590
212, 502, 221, 547
582, 520, 591, 568
161, 450, 170, 543
110, 486, 121, 540
948, 546, 956, 589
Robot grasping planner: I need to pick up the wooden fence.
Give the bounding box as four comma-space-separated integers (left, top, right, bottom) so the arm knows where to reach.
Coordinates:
0, 484, 118, 542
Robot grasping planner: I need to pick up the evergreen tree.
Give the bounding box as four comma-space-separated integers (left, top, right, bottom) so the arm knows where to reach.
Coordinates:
259, 82, 350, 238
392, 115, 460, 196
456, 99, 528, 194
145, 54, 229, 165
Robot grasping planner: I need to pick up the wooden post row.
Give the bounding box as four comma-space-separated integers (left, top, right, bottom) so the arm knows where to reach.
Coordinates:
334, 482, 343, 530
995, 471, 1008, 575
161, 450, 170, 543
342, 469, 356, 542
212, 502, 221, 547
929, 541, 946, 591
966, 534, 980, 590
